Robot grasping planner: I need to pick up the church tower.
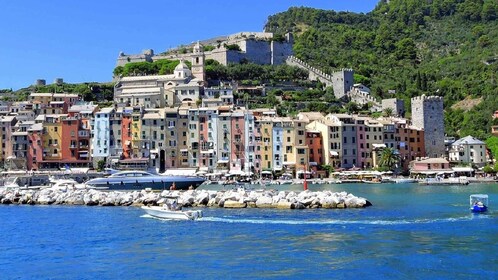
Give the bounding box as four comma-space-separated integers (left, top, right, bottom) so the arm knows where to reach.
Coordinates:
191, 41, 205, 84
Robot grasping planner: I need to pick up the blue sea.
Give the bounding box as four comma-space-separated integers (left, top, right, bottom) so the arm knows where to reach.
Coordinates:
1, 183, 497, 279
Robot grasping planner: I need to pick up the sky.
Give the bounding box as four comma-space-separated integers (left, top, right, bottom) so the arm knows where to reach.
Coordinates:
0, 0, 379, 90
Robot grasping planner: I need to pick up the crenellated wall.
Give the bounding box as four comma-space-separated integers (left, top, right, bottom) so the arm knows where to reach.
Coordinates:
286, 56, 354, 99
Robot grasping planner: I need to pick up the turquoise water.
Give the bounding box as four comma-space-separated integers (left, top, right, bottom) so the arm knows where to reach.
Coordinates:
1, 183, 497, 279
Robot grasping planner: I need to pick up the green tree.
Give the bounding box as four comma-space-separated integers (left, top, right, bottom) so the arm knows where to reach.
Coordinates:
379, 148, 401, 171
395, 38, 417, 60
345, 102, 360, 114
97, 160, 106, 172
383, 107, 394, 117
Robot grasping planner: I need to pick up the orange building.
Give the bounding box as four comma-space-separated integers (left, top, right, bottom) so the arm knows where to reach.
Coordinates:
396, 122, 425, 171
121, 112, 133, 159
306, 131, 323, 172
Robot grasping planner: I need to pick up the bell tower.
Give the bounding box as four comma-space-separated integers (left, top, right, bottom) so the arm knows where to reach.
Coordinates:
191, 41, 205, 84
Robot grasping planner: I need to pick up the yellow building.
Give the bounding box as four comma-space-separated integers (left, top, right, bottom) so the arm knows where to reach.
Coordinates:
307, 119, 341, 168
131, 107, 143, 157
42, 114, 64, 160
280, 118, 309, 175
364, 119, 384, 168
259, 118, 273, 171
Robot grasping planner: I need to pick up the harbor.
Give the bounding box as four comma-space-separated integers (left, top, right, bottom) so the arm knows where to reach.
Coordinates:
1, 182, 496, 279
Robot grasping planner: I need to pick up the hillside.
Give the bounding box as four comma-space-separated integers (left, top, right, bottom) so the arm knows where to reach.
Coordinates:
265, 0, 498, 140
2, 82, 115, 104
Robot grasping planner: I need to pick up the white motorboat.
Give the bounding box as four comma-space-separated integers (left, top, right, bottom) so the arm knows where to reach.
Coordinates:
393, 178, 418, 183
141, 200, 203, 220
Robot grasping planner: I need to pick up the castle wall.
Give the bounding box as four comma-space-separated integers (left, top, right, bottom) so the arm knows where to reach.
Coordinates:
411, 95, 445, 158
271, 40, 294, 65
116, 32, 293, 68
205, 50, 228, 65
239, 39, 272, 64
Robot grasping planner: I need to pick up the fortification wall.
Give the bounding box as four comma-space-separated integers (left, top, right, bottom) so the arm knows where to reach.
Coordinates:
244, 39, 272, 64
346, 89, 381, 112
116, 32, 292, 68
272, 40, 294, 65
286, 56, 354, 99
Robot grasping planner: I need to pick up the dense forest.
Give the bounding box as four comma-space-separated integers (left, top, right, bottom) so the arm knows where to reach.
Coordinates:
265, 0, 498, 140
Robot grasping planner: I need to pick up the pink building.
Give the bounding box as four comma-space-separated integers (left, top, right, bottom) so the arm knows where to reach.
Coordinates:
355, 117, 369, 169
409, 158, 451, 175
27, 123, 44, 171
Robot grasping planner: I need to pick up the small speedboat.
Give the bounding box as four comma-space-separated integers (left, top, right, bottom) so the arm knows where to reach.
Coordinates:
141, 199, 203, 220
470, 194, 488, 213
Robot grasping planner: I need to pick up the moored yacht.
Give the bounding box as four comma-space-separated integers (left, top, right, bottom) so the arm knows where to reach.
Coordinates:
85, 170, 205, 191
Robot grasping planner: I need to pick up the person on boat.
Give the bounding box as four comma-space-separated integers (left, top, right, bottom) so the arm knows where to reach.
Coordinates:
170, 182, 176, 190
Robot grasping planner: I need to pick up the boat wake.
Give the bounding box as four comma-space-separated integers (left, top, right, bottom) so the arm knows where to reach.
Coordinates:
199, 215, 491, 225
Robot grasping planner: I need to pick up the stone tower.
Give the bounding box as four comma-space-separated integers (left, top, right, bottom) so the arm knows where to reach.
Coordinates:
191, 41, 205, 84
411, 95, 445, 158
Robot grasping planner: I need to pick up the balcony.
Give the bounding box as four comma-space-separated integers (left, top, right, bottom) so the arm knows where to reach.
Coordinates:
78, 152, 89, 158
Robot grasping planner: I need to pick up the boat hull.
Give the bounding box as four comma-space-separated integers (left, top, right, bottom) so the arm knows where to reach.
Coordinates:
471, 205, 488, 213
86, 176, 205, 191
141, 206, 202, 220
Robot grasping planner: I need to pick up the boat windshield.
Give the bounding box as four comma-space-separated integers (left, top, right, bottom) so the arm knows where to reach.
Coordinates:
3, 177, 18, 185
470, 194, 488, 206
109, 171, 153, 178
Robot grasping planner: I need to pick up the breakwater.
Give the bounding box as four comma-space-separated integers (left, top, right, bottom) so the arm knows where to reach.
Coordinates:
0, 187, 371, 209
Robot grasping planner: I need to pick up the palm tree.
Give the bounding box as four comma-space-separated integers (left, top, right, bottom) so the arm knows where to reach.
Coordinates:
383, 107, 394, 118
379, 148, 401, 171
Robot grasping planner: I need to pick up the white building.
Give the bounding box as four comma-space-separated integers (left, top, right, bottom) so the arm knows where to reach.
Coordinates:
449, 135, 488, 167
114, 60, 202, 108
92, 107, 114, 159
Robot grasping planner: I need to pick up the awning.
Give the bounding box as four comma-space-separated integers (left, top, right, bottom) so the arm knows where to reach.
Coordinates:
452, 167, 474, 172
125, 140, 131, 145
330, 151, 339, 156
180, 149, 188, 152
283, 162, 296, 165
410, 170, 454, 174
201, 149, 214, 154
229, 170, 245, 175
261, 170, 272, 175
372, 144, 386, 149
309, 162, 318, 166
150, 149, 159, 154
217, 159, 229, 164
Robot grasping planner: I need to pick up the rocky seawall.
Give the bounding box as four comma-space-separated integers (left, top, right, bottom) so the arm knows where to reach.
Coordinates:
0, 187, 372, 209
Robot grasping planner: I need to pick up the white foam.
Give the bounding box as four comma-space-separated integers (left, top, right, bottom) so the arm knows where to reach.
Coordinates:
198, 215, 485, 225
